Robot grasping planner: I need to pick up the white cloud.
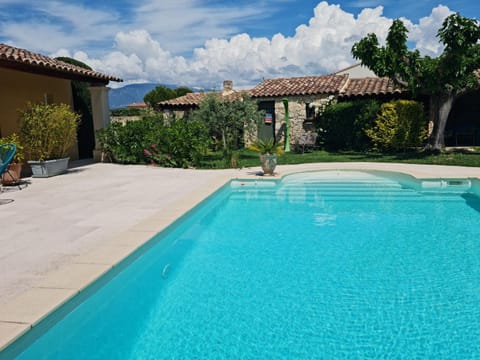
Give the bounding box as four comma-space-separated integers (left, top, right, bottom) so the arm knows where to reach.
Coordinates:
1, 1, 453, 89
78, 1, 401, 88
132, 0, 267, 54
0, 1, 121, 54
403, 5, 453, 56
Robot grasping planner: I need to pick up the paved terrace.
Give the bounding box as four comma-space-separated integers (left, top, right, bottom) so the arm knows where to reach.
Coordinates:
1, 162, 480, 350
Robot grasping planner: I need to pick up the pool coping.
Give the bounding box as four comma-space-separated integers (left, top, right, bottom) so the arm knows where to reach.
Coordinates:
1, 162, 480, 352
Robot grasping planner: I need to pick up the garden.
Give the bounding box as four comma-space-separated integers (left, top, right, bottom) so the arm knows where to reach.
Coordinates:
95, 95, 480, 170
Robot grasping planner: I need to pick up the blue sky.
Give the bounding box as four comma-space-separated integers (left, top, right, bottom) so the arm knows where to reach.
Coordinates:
0, 1, 478, 88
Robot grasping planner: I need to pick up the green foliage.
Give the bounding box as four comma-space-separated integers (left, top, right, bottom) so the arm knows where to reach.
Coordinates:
143, 86, 193, 108
97, 117, 209, 168
318, 100, 381, 150
352, 13, 480, 149
190, 93, 263, 155
96, 117, 162, 163
0, 133, 24, 163
144, 120, 210, 168
55, 57, 93, 70
110, 107, 145, 116
351, 14, 480, 96
198, 148, 480, 169
366, 100, 427, 151
19, 103, 80, 160
55, 57, 93, 116
56, 57, 94, 156
248, 138, 284, 155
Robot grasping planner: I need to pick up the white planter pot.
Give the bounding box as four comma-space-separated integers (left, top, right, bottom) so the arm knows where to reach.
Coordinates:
259, 154, 277, 175
28, 158, 70, 178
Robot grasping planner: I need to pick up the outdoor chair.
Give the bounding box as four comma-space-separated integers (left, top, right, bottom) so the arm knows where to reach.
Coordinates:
297, 132, 318, 153
0, 143, 17, 193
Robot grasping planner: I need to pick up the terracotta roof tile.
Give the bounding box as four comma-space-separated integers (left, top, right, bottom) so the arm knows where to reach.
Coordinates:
340, 77, 404, 98
249, 74, 349, 98
158, 91, 246, 108
127, 102, 147, 108
0, 43, 122, 83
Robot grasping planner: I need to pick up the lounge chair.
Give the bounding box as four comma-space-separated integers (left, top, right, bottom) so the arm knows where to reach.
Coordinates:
0, 143, 17, 192
297, 132, 318, 153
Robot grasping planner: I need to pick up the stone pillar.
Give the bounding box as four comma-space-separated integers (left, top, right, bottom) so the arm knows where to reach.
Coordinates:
89, 85, 110, 161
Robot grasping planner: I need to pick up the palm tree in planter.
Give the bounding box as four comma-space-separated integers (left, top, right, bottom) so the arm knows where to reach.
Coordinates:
19, 103, 80, 177
0, 133, 24, 185
249, 138, 284, 175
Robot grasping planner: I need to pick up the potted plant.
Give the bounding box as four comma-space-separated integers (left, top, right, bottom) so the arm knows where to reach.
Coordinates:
19, 103, 80, 177
0, 133, 24, 185
248, 138, 284, 175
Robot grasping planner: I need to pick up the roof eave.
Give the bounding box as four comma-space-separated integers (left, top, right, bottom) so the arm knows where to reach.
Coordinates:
0, 59, 121, 85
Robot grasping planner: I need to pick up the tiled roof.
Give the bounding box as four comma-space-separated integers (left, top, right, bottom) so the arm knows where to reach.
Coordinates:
159, 74, 409, 109
158, 91, 245, 108
340, 77, 404, 98
249, 74, 349, 98
0, 43, 122, 83
127, 101, 147, 108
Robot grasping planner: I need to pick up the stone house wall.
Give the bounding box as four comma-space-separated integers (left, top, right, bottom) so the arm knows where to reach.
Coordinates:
257, 94, 331, 145
110, 115, 143, 124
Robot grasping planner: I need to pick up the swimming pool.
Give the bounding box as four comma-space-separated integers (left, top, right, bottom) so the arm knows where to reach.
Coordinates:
4, 170, 480, 358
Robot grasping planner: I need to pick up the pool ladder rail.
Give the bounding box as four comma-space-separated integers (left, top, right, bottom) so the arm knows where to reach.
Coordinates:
420, 179, 472, 192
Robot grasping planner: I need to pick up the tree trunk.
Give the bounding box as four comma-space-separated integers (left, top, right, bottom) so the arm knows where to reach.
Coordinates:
221, 129, 228, 155
426, 92, 455, 150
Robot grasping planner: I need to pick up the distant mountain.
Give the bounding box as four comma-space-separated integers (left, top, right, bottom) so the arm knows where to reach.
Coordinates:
108, 83, 175, 109
108, 82, 216, 109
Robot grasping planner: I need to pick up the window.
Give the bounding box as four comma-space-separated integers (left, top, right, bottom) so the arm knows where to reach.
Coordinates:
305, 103, 315, 120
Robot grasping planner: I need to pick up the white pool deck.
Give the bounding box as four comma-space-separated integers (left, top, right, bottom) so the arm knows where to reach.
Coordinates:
1, 161, 480, 350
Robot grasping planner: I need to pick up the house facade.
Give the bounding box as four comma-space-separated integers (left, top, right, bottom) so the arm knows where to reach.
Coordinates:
249, 73, 404, 145
0, 43, 122, 160
159, 64, 479, 148
249, 75, 350, 143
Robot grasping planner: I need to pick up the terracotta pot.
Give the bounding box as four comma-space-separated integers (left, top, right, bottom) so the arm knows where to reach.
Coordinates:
1, 162, 22, 185
259, 154, 277, 175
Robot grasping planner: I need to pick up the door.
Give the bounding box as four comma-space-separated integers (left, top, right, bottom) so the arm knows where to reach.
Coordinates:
257, 101, 275, 141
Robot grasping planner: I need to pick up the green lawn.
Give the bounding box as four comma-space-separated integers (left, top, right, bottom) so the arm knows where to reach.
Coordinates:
199, 148, 480, 169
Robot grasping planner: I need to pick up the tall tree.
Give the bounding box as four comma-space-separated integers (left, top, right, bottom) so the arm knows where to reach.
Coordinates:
352, 13, 480, 150
144, 86, 192, 108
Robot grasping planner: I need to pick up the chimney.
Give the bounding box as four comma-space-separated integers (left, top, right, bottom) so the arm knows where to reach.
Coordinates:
223, 80, 233, 92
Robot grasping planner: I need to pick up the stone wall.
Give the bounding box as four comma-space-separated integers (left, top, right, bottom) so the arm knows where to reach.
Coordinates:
258, 94, 331, 145
110, 115, 143, 124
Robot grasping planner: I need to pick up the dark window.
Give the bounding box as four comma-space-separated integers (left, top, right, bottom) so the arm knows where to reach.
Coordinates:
306, 103, 315, 120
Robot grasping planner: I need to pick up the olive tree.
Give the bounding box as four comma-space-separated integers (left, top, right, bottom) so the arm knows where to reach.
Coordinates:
352, 13, 480, 150
190, 93, 264, 155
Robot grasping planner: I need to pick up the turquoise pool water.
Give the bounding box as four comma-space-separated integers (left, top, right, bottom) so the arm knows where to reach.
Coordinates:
5, 171, 480, 359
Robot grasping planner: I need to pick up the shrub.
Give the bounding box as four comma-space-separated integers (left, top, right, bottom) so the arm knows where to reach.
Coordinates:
144, 120, 210, 168
0, 133, 24, 163
318, 99, 380, 150
96, 116, 162, 163
248, 138, 284, 155
19, 103, 80, 160
110, 107, 145, 116
366, 100, 427, 151
98, 116, 210, 168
